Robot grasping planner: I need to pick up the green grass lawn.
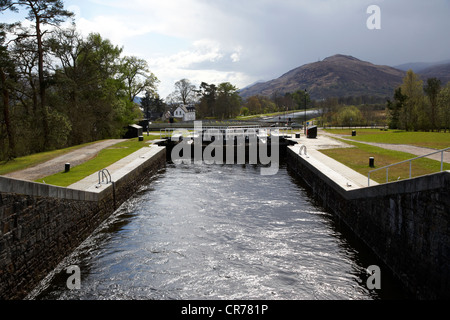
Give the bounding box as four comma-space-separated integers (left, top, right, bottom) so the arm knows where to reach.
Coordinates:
320, 139, 450, 184
324, 129, 450, 150
34, 135, 160, 187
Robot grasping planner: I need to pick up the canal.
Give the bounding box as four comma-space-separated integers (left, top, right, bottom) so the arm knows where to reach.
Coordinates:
29, 162, 410, 300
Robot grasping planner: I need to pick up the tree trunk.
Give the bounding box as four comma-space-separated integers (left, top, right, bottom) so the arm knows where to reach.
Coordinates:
35, 17, 49, 147
0, 67, 16, 159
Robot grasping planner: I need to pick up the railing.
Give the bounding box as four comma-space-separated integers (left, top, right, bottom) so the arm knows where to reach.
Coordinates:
98, 169, 112, 185
368, 147, 450, 186
98, 168, 117, 209
299, 145, 308, 156
160, 126, 294, 140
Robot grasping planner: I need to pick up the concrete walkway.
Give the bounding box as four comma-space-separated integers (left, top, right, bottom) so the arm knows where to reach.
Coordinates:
288, 134, 379, 189
287, 128, 450, 190
4, 139, 126, 181
68, 145, 165, 192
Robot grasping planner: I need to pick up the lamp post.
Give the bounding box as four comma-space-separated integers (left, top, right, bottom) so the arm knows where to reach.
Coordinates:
304, 89, 307, 135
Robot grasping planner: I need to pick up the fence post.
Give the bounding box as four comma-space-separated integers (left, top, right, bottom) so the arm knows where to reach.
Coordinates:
386, 167, 389, 183
410, 161, 412, 179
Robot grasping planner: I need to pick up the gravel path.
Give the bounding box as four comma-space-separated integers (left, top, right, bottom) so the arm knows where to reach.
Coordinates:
4, 139, 126, 181
321, 131, 450, 163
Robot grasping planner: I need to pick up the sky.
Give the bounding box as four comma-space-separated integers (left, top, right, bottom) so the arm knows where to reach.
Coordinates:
2, 0, 450, 98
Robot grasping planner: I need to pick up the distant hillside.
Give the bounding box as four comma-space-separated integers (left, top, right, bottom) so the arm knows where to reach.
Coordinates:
240, 54, 407, 100
394, 59, 450, 84
395, 59, 450, 73
418, 63, 450, 84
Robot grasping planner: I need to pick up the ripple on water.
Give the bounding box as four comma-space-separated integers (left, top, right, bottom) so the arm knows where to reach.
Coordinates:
30, 163, 407, 300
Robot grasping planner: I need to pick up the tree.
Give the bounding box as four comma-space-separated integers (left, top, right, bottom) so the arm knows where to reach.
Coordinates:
245, 96, 262, 115
280, 92, 296, 111
244, 95, 277, 115
387, 87, 406, 129
438, 83, 450, 132
216, 82, 241, 119
76, 33, 127, 140
141, 90, 164, 119
120, 56, 159, 103
197, 82, 217, 118
240, 106, 249, 116
0, 8, 166, 160
336, 106, 363, 127
1, 0, 74, 144
424, 77, 441, 131
172, 79, 197, 105
400, 70, 424, 131
48, 27, 94, 145
271, 90, 284, 112
292, 89, 311, 111
51, 31, 139, 142
0, 23, 17, 159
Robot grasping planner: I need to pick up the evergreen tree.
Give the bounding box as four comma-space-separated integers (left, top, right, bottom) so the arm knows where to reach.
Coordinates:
1, 0, 74, 145
387, 87, 406, 129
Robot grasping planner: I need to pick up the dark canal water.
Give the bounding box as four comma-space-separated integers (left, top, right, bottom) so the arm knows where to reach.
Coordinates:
29, 162, 409, 300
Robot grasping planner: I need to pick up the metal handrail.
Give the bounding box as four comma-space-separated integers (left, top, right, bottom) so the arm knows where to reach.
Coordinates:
98, 169, 112, 185
299, 145, 308, 156
368, 147, 450, 186
160, 126, 294, 139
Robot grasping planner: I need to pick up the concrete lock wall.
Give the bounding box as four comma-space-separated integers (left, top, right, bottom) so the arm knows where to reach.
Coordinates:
286, 147, 450, 299
0, 147, 166, 300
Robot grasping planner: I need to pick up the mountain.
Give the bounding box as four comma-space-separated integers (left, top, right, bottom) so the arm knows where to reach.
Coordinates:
240, 80, 266, 91
417, 63, 450, 84
395, 62, 437, 73
239, 54, 407, 100
394, 59, 450, 73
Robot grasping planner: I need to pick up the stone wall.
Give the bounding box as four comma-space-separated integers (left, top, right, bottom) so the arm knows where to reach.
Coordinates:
0, 147, 166, 300
0, 193, 109, 299
287, 147, 450, 299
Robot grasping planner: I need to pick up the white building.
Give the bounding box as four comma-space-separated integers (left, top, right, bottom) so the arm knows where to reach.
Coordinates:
173, 105, 196, 122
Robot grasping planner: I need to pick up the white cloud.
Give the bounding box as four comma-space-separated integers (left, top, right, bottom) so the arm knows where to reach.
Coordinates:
62, 0, 450, 98
65, 0, 256, 96
147, 39, 254, 98
231, 46, 243, 63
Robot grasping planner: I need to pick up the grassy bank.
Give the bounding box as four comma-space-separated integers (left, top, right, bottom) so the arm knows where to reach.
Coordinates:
320, 139, 450, 183
35, 135, 160, 187
324, 129, 450, 150
0, 141, 106, 176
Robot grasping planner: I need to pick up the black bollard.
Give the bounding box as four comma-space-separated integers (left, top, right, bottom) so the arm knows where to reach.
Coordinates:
369, 157, 375, 168
65, 163, 71, 173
